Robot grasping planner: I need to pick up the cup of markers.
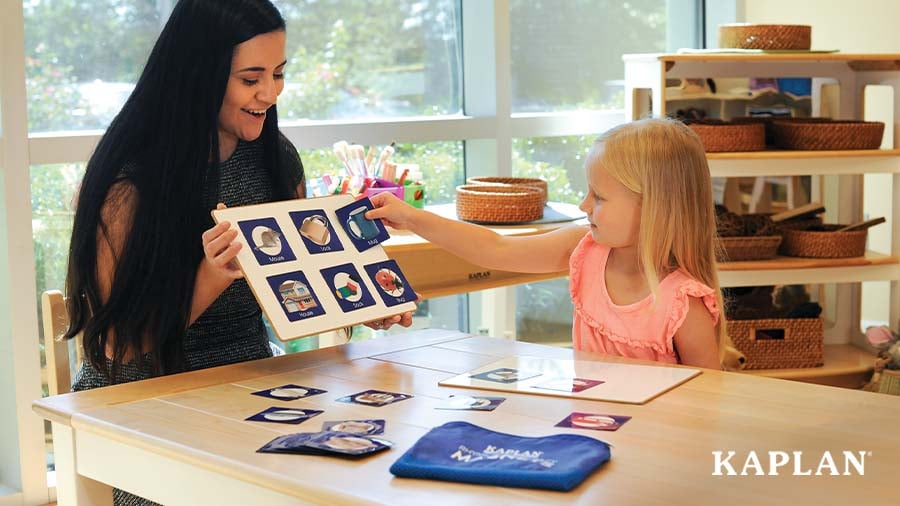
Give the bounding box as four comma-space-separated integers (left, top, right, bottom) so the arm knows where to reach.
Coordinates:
305, 141, 426, 208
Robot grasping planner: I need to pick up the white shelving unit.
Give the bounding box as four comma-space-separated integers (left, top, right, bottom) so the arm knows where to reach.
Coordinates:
624, 52, 900, 386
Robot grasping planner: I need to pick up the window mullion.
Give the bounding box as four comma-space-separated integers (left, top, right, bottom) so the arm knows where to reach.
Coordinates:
0, 0, 50, 503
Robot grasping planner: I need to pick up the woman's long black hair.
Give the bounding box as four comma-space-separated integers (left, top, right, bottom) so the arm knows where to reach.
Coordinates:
64, 0, 299, 380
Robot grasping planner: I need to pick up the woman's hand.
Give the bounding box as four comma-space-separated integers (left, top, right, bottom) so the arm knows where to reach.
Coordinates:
201, 203, 243, 281
365, 292, 420, 331
365, 192, 419, 230
365, 311, 414, 331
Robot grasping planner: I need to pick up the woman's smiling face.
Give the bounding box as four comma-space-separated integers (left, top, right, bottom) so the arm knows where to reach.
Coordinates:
217, 30, 286, 157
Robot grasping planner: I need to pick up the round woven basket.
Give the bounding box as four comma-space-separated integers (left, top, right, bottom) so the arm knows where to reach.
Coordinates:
455, 184, 544, 224
687, 121, 765, 152
718, 24, 811, 50
467, 177, 548, 205
781, 225, 867, 258
772, 120, 885, 150
716, 236, 783, 262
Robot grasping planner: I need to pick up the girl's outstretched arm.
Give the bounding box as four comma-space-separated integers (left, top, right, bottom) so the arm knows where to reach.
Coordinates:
366, 192, 587, 274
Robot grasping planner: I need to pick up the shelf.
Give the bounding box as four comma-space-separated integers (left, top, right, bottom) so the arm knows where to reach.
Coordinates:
717, 251, 900, 287
742, 344, 876, 388
624, 52, 900, 70
666, 88, 783, 102
708, 149, 900, 177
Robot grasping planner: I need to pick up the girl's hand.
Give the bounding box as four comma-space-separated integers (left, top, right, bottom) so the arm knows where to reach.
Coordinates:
365, 192, 418, 230
201, 203, 243, 281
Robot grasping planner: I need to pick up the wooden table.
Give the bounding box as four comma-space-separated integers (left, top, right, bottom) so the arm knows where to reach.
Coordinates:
33, 329, 899, 505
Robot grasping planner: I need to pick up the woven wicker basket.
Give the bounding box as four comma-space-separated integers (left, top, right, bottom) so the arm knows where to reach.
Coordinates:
775, 216, 823, 232
728, 317, 824, 369
733, 117, 830, 146
455, 184, 544, 224
877, 369, 900, 395
718, 24, 811, 50
467, 176, 548, 205
772, 120, 885, 150
716, 236, 782, 262
781, 225, 867, 258
687, 121, 765, 152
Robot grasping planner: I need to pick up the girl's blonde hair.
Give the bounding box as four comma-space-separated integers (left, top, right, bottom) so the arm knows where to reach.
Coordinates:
595, 118, 730, 367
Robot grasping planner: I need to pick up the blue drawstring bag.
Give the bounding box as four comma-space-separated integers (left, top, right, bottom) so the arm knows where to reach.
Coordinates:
389, 421, 610, 491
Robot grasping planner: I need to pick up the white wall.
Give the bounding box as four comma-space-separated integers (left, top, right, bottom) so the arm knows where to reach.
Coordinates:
740, 0, 900, 52
741, 0, 899, 327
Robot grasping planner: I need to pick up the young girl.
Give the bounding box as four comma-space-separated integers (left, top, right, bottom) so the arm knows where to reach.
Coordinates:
368, 118, 737, 369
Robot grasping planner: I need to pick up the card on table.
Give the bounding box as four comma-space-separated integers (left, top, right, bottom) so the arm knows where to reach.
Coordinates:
303, 431, 393, 456
257, 432, 324, 455
321, 419, 386, 435
469, 367, 542, 384
555, 412, 632, 431
211, 194, 417, 341
257, 431, 392, 457
435, 395, 506, 411
530, 377, 605, 393
251, 384, 327, 401
245, 407, 324, 425
336, 389, 413, 407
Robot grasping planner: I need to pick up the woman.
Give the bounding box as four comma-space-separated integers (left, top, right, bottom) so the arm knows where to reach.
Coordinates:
66, 0, 411, 390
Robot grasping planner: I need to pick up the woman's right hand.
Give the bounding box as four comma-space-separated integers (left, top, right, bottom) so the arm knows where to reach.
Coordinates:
365, 192, 419, 230
201, 203, 243, 281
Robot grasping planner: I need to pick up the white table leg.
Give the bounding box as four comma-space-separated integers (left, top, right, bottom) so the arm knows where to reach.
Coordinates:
52, 423, 113, 506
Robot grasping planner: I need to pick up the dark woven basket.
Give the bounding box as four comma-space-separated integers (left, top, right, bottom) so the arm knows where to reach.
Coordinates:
781, 225, 868, 258
733, 117, 830, 146
687, 121, 765, 152
775, 216, 823, 232
718, 24, 811, 50
772, 120, 885, 150
455, 184, 544, 224
741, 214, 778, 236
728, 317, 824, 369
716, 236, 783, 262
467, 177, 548, 205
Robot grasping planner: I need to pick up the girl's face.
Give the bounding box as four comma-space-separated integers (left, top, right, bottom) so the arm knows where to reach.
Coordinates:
218, 30, 286, 155
578, 145, 642, 248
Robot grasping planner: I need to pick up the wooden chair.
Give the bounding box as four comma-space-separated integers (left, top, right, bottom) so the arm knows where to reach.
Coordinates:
41, 290, 81, 395
41, 290, 285, 394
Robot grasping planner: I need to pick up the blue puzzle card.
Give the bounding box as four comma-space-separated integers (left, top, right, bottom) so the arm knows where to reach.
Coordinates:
334, 197, 390, 252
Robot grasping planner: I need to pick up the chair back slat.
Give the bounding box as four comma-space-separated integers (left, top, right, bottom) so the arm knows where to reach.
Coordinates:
42, 290, 72, 395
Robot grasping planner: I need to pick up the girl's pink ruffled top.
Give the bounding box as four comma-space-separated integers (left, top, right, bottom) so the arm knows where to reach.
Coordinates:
569, 233, 719, 364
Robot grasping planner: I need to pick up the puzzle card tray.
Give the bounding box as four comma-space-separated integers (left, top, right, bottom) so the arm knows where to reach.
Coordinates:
212, 195, 416, 341
440, 356, 701, 404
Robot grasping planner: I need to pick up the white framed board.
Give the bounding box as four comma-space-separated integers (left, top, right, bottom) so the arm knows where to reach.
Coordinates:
439, 356, 702, 404
212, 195, 417, 341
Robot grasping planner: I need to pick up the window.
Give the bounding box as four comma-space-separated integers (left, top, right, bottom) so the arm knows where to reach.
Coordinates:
510, 0, 667, 113
278, 0, 462, 120
24, 0, 165, 132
